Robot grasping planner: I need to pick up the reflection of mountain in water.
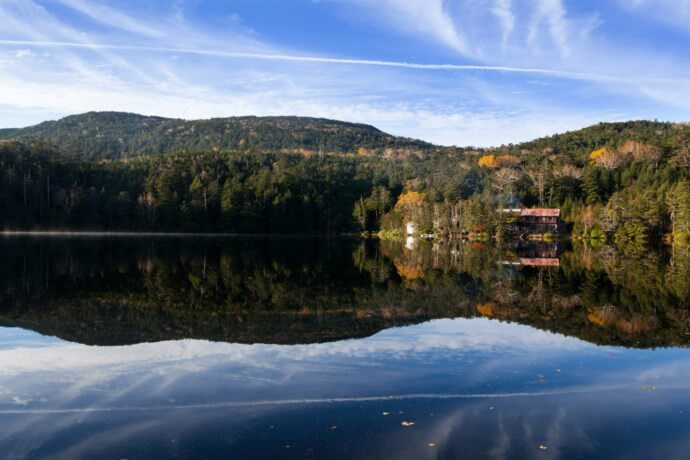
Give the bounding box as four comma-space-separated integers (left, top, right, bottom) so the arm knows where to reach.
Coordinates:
1, 237, 690, 347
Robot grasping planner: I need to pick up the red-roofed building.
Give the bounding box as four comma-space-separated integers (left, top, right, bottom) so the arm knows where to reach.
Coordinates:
519, 209, 563, 233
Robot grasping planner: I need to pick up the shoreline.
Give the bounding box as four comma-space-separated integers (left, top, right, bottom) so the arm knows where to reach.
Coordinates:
0, 230, 361, 239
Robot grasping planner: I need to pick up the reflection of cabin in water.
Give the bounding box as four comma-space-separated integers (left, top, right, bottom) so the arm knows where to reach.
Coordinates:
519, 241, 562, 266
519, 257, 559, 267
500, 242, 563, 267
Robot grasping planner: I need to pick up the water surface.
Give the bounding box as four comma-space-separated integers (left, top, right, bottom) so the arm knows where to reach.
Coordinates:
1, 237, 690, 459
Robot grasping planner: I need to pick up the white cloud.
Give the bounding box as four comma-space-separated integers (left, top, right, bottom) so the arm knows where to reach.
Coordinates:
0, 64, 627, 147
53, 0, 165, 38
13, 48, 34, 58
491, 0, 515, 50
341, 0, 472, 56
528, 0, 571, 57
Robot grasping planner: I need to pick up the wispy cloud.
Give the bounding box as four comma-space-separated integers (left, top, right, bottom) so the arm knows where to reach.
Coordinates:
0, 39, 621, 82
491, 0, 515, 50
343, 0, 472, 56
53, 0, 165, 38
528, 0, 571, 57
13, 48, 34, 58
621, 0, 690, 34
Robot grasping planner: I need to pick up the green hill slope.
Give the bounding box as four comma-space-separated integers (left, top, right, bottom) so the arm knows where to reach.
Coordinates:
515, 120, 687, 163
0, 128, 18, 137
0, 111, 433, 159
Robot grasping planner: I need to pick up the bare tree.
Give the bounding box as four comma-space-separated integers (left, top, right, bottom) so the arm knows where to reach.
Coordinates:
595, 150, 626, 170
553, 164, 583, 179
580, 205, 596, 235
138, 192, 157, 226
526, 167, 548, 205
492, 167, 521, 203
55, 184, 82, 220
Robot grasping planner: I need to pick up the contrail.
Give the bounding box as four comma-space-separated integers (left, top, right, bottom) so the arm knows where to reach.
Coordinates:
0, 385, 640, 415
0, 39, 619, 83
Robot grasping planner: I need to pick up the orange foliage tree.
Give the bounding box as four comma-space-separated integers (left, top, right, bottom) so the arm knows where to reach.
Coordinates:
394, 190, 425, 212
478, 155, 497, 168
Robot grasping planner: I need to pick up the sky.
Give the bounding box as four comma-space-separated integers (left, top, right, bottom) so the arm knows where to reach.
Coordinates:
0, 0, 689, 146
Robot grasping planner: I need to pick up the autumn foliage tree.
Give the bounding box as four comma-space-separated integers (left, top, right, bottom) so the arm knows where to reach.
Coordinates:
478, 155, 497, 168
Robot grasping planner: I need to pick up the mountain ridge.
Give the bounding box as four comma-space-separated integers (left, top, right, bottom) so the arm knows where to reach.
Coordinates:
2, 112, 687, 162
0, 111, 435, 159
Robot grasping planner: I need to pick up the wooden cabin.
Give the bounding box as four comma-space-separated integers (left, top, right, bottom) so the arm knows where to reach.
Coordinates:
518, 208, 563, 233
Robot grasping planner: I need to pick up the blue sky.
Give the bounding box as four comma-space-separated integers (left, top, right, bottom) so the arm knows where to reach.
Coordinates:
0, 0, 689, 146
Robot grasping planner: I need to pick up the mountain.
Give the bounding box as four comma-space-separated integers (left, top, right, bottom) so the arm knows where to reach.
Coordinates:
514, 120, 687, 163
1, 113, 689, 239
0, 111, 434, 159
0, 128, 17, 137
3, 112, 683, 163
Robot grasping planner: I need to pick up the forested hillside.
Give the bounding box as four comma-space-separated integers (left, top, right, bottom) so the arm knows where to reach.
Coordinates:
0, 112, 433, 159
1, 114, 690, 246
378, 120, 690, 247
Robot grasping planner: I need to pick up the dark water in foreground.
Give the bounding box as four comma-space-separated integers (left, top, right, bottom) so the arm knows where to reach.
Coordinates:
1, 236, 690, 459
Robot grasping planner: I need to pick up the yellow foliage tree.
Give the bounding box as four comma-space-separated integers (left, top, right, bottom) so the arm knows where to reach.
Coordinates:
394, 190, 425, 212
478, 155, 497, 168
589, 147, 608, 164
394, 261, 424, 280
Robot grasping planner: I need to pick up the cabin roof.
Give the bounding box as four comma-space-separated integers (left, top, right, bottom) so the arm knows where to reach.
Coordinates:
520, 208, 560, 217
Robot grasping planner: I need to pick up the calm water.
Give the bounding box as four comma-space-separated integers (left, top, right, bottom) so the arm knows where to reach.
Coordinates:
1, 236, 690, 459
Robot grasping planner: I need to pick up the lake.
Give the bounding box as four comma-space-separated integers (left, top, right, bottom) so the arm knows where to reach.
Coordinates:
1, 236, 690, 459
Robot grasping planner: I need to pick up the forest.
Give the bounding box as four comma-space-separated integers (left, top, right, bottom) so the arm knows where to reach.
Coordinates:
2, 114, 690, 245
2, 112, 434, 159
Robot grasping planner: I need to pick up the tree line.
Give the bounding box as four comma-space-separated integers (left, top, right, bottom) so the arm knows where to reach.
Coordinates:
2, 120, 690, 245
0, 140, 411, 233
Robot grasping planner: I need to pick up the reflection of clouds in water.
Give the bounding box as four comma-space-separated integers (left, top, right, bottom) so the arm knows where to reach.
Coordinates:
0, 318, 601, 436
0, 327, 62, 351
0, 388, 635, 459
414, 400, 595, 460
0, 386, 633, 415
10, 396, 31, 406
0, 318, 588, 378
4, 389, 686, 460
4, 316, 690, 460
634, 355, 690, 382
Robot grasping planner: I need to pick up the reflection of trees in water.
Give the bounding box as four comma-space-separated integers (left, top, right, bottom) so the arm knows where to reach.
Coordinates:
376, 239, 690, 347
0, 238, 690, 347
